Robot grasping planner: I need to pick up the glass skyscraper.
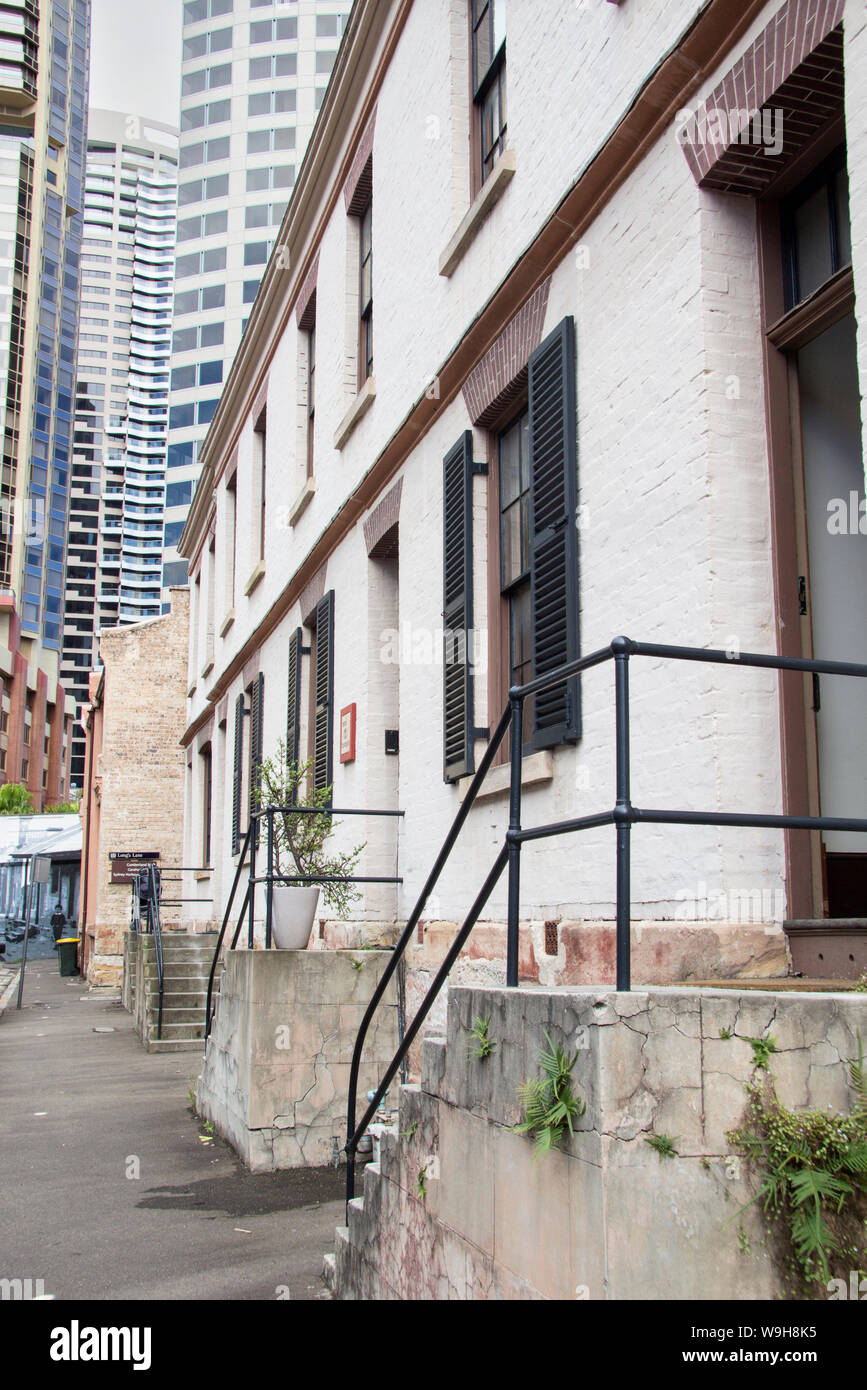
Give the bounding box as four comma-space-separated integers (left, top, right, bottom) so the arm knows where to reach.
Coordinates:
163, 0, 353, 599
63, 109, 179, 788
0, 0, 90, 804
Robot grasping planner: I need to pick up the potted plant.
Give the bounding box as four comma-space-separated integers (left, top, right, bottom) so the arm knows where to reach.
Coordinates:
254, 743, 365, 949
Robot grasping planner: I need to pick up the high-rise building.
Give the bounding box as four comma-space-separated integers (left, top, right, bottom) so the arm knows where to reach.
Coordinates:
0, 0, 91, 805
63, 109, 178, 788
163, 0, 353, 600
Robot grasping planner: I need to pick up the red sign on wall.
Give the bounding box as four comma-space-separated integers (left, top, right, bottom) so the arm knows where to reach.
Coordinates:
339, 704, 356, 764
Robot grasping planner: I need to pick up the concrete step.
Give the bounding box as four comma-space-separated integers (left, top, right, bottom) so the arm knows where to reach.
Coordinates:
151, 1019, 206, 1040
145, 1037, 207, 1055
150, 1004, 209, 1025
144, 989, 212, 1010
143, 963, 215, 980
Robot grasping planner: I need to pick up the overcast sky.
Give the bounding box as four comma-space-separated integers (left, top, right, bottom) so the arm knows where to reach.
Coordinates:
89, 0, 182, 128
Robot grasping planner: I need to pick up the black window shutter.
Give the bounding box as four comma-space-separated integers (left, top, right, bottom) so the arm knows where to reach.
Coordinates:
528, 316, 581, 747
286, 626, 302, 797
313, 591, 334, 798
249, 672, 264, 841
443, 430, 474, 782
231, 692, 244, 854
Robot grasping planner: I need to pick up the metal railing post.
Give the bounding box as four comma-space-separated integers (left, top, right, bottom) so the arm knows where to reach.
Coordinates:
612, 636, 632, 992
248, 812, 256, 949
506, 688, 524, 988
265, 808, 274, 950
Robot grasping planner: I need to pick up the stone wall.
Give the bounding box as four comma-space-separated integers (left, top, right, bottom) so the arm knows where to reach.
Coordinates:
330, 983, 867, 1300
83, 589, 189, 986
196, 949, 400, 1171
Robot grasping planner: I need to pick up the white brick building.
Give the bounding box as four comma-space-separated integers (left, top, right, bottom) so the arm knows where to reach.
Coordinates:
178, 0, 867, 995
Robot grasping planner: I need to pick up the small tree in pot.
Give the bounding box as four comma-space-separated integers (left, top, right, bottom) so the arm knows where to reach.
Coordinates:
254, 742, 365, 947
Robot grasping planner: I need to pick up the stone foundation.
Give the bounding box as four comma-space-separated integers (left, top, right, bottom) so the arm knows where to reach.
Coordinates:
329, 982, 867, 1300
196, 949, 400, 1171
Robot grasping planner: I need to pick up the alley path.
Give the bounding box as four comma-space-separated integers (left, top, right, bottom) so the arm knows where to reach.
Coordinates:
0, 961, 343, 1301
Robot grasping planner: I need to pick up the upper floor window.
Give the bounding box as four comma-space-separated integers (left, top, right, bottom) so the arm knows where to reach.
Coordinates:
781, 147, 851, 312
471, 0, 507, 188
359, 198, 373, 386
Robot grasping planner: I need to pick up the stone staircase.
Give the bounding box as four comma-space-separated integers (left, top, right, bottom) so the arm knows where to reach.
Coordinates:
137, 932, 221, 1054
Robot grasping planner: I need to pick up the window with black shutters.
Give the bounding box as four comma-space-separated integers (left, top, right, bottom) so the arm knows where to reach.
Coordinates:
286, 626, 303, 794
307, 592, 334, 798
231, 691, 244, 854
527, 317, 580, 747
248, 672, 264, 841
485, 315, 581, 759
442, 431, 475, 782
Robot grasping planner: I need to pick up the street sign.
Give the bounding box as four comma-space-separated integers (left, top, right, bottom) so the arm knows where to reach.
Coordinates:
110, 851, 160, 884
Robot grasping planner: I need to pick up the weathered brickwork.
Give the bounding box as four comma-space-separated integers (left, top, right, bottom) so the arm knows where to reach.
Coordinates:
81, 591, 190, 986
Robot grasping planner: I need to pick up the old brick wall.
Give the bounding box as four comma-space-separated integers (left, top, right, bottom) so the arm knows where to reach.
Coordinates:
86, 589, 189, 985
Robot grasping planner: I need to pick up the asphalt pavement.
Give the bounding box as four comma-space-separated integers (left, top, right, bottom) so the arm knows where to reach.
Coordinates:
0, 960, 344, 1301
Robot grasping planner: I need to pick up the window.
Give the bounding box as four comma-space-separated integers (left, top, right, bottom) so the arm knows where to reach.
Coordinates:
254, 410, 267, 561
250, 53, 297, 80
316, 15, 348, 38
248, 673, 264, 844
245, 242, 269, 266
308, 592, 334, 796
231, 692, 245, 854
471, 0, 507, 187
442, 432, 476, 781
225, 471, 237, 607
200, 743, 212, 865
781, 148, 851, 311
247, 127, 295, 155
496, 318, 580, 752
249, 16, 297, 43
307, 321, 316, 477
359, 198, 372, 385
498, 408, 534, 740
199, 359, 223, 386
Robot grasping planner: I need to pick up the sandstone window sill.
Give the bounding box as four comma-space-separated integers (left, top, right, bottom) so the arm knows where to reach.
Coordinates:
200, 656, 214, 680
218, 609, 235, 638
334, 376, 376, 450
289, 475, 316, 526
439, 149, 516, 278
244, 560, 265, 596
194, 869, 212, 882
457, 749, 553, 803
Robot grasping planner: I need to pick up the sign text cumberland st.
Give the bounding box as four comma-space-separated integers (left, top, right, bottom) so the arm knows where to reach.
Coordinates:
109, 851, 160, 885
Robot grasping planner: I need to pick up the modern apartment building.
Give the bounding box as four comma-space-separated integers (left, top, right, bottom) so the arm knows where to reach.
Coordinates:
63, 109, 178, 789
162, 0, 353, 602
0, 0, 91, 805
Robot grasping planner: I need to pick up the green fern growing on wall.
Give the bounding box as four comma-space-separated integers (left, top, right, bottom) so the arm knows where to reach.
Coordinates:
513, 1030, 586, 1159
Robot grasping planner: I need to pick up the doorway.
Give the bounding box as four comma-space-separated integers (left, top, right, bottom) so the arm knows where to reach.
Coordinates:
795, 312, 867, 913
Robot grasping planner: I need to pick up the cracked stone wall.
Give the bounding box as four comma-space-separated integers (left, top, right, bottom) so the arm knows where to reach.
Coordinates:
330, 984, 867, 1300
196, 950, 400, 1171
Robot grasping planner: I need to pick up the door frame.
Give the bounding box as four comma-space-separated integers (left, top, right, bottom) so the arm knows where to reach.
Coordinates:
756, 117, 857, 918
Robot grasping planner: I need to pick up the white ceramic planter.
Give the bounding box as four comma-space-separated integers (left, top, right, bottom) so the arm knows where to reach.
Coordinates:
270, 884, 320, 949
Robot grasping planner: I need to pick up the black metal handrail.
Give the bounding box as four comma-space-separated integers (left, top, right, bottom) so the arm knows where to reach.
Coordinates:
132, 863, 166, 1040
204, 805, 404, 1040
344, 635, 867, 1215
205, 822, 253, 1040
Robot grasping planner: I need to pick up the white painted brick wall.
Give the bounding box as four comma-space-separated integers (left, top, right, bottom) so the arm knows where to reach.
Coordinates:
185, 0, 865, 936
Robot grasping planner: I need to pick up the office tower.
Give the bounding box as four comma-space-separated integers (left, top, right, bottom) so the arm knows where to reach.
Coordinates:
0, 0, 90, 804
63, 110, 179, 789
163, 0, 353, 599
